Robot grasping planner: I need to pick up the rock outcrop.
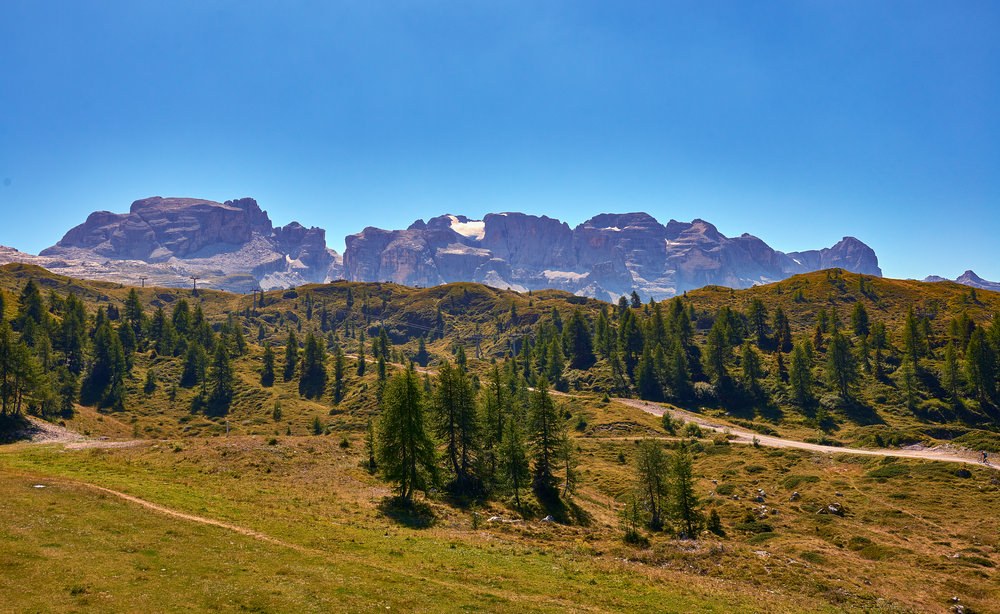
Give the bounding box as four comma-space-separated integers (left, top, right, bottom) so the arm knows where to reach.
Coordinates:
35, 197, 342, 291
342, 212, 882, 300
925, 270, 1000, 292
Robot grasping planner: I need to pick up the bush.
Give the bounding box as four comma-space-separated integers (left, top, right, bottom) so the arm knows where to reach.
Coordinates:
684, 422, 704, 438
661, 414, 680, 435
715, 483, 736, 496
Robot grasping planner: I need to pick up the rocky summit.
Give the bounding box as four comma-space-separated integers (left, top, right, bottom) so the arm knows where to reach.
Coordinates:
924, 270, 1000, 292
343, 212, 882, 300
2, 199, 881, 297
27, 197, 343, 292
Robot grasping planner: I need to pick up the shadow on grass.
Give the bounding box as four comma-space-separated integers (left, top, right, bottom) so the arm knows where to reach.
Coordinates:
378, 496, 436, 529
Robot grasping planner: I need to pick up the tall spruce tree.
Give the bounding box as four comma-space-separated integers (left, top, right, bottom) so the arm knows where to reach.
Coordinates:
283, 329, 298, 382
299, 332, 327, 399
432, 361, 480, 495
377, 367, 437, 503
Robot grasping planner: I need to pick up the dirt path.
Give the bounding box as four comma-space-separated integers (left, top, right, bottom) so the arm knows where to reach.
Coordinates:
614, 398, 995, 469
80, 482, 316, 554
18, 416, 147, 450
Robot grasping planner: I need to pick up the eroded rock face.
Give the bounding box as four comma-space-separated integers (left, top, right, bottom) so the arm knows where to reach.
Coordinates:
38, 197, 342, 292
343, 212, 882, 300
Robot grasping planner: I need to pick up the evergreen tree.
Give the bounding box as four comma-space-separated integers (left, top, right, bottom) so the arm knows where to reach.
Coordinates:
636, 346, 662, 401
630, 291, 642, 309
528, 378, 560, 501
666, 340, 693, 401
433, 361, 480, 495
790, 340, 814, 407
81, 320, 127, 411
851, 302, 870, 338
332, 344, 346, 404
965, 329, 996, 404
299, 332, 327, 399
826, 331, 858, 402
124, 288, 145, 343
772, 307, 792, 352
942, 340, 962, 403
180, 343, 207, 388
283, 329, 298, 382
635, 439, 669, 530
480, 363, 510, 490
747, 299, 769, 347
260, 342, 275, 387
357, 332, 366, 376
702, 316, 730, 385
377, 367, 437, 503
207, 343, 235, 415
740, 341, 763, 396
671, 446, 702, 538
564, 309, 596, 370
499, 412, 530, 509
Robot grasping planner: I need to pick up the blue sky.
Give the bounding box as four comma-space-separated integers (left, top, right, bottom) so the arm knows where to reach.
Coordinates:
1, 1, 997, 280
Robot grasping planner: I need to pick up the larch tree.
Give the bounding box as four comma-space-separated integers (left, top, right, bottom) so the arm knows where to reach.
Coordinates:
377, 367, 437, 503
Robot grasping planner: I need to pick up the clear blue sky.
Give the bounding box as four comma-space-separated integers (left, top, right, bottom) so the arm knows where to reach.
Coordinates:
1, 1, 997, 280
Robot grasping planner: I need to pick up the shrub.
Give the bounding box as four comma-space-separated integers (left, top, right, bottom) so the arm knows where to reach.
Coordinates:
684, 422, 704, 438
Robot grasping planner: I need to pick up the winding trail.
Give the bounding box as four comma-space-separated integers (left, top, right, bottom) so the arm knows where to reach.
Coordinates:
614, 397, 995, 469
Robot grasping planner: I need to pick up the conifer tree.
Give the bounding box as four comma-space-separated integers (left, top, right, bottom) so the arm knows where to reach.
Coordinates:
332, 344, 346, 404
207, 343, 234, 415
500, 413, 530, 509
299, 332, 327, 399
636, 439, 669, 530
377, 367, 437, 503
564, 309, 596, 370
283, 329, 298, 382
671, 446, 701, 538
528, 378, 560, 501
433, 361, 480, 495
826, 331, 857, 402
790, 340, 814, 407
260, 342, 275, 387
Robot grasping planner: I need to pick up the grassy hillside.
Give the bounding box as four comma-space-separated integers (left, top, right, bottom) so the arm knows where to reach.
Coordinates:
3, 263, 1000, 612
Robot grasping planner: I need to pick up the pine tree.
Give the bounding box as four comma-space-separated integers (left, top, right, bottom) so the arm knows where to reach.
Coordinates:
332, 344, 346, 404
851, 302, 870, 338
480, 363, 509, 490
500, 413, 530, 509
965, 329, 995, 404
433, 361, 480, 495
377, 367, 437, 503
826, 331, 857, 402
703, 317, 730, 385
564, 309, 596, 370
299, 332, 327, 399
747, 299, 769, 347
772, 307, 792, 352
636, 439, 669, 530
356, 333, 366, 376
740, 341, 763, 397
636, 346, 662, 401
260, 343, 275, 387
283, 329, 298, 382
790, 340, 814, 407
671, 446, 702, 538
82, 320, 126, 411
529, 378, 560, 501
207, 343, 234, 415
124, 288, 145, 343
943, 341, 962, 403
180, 343, 207, 388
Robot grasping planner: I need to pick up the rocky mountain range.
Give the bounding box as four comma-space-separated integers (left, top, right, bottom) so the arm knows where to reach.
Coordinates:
2, 197, 343, 292
924, 270, 1000, 292
1, 197, 885, 298
343, 212, 882, 300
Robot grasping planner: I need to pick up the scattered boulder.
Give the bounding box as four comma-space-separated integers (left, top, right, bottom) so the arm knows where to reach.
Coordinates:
790, 491, 801, 501
817, 502, 845, 516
